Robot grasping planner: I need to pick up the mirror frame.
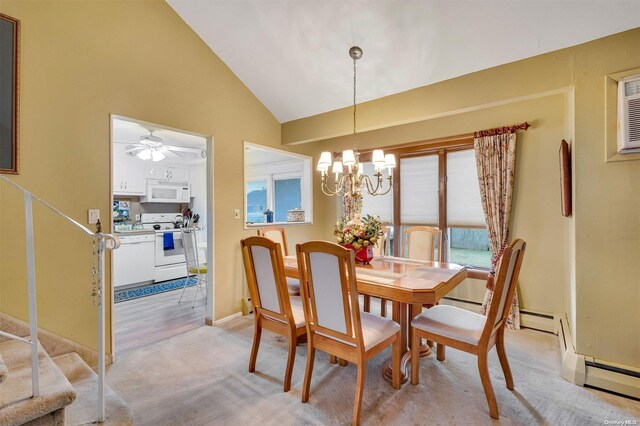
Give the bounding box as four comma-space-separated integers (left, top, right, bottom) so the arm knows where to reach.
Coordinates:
0, 13, 19, 174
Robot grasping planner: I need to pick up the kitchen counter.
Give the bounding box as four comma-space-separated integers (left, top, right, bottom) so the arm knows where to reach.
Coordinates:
114, 229, 155, 235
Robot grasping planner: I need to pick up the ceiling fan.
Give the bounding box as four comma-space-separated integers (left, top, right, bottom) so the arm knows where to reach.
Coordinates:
123, 132, 206, 162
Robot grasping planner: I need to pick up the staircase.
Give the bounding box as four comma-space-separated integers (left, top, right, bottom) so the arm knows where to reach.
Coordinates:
0, 175, 130, 424
0, 321, 132, 425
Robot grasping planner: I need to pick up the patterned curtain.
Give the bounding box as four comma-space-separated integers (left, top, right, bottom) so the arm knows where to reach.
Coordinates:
342, 179, 362, 219
474, 131, 520, 329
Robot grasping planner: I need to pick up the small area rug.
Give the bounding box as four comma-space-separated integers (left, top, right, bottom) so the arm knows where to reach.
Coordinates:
114, 277, 197, 304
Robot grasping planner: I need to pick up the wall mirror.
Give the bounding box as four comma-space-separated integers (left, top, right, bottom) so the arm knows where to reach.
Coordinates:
0, 14, 19, 174
243, 142, 312, 227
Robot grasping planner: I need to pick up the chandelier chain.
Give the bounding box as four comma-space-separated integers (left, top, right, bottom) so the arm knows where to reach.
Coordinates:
353, 55, 357, 151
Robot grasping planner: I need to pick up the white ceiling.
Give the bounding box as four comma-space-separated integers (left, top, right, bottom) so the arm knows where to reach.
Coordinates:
112, 117, 206, 164
168, 0, 640, 123
244, 144, 303, 167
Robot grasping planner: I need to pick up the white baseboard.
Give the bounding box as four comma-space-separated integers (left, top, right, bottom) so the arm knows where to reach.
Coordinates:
558, 315, 639, 399
558, 315, 586, 385
214, 312, 243, 326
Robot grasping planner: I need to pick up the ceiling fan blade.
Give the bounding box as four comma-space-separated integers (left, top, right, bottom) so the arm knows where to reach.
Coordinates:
165, 145, 204, 154
164, 149, 184, 158
122, 145, 145, 153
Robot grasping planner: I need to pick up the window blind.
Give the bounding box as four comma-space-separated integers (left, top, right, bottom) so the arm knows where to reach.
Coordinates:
400, 155, 439, 224
446, 150, 486, 227
360, 162, 394, 223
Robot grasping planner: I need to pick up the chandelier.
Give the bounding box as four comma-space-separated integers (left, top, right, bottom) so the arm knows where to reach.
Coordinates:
317, 46, 395, 197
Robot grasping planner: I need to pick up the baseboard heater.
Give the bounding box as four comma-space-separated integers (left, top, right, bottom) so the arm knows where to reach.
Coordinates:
558, 315, 640, 400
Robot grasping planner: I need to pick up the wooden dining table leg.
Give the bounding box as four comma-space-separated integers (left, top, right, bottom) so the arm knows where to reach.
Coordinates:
383, 301, 409, 384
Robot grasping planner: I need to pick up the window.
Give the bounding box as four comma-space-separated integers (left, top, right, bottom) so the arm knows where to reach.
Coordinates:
243, 142, 312, 226
359, 138, 491, 270
246, 180, 268, 224
274, 177, 302, 222
446, 150, 491, 268
400, 155, 439, 225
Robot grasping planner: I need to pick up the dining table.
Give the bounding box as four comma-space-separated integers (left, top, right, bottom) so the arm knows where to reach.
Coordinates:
283, 254, 468, 385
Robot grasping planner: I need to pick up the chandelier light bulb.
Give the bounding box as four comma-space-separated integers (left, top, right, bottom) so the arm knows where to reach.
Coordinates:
372, 149, 385, 166
318, 151, 332, 169
384, 154, 396, 169
342, 150, 356, 166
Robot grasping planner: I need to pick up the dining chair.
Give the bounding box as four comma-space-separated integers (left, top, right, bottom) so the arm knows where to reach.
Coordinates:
296, 241, 401, 425
365, 225, 391, 317
241, 236, 306, 392
178, 227, 207, 307
403, 225, 443, 261
258, 226, 300, 295
410, 239, 527, 419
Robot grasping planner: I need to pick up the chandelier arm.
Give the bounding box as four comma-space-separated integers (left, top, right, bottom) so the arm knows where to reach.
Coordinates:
371, 175, 394, 196
320, 175, 343, 196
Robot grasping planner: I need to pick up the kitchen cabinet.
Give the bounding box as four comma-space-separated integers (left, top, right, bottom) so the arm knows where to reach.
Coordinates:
113, 233, 155, 288
147, 165, 190, 182
113, 161, 146, 195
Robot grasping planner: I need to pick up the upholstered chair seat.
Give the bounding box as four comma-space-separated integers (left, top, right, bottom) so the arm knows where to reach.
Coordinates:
412, 305, 486, 346
241, 236, 307, 393
286, 277, 301, 295
410, 239, 527, 420
263, 296, 306, 328
317, 311, 400, 350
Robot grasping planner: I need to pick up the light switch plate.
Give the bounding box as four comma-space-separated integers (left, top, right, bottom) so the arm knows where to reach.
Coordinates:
234, 209, 240, 219
88, 209, 100, 224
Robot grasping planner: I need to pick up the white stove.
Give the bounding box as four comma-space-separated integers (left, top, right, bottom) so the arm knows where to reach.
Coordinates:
141, 213, 188, 282
140, 213, 183, 231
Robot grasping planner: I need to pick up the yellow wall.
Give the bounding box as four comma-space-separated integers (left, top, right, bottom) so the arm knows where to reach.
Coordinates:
283, 30, 640, 368
0, 0, 321, 353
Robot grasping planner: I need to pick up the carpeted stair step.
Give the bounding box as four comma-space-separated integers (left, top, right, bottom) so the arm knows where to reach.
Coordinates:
0, 351, 8, 384
52, 352, 133, 425
0, 339, 76, 426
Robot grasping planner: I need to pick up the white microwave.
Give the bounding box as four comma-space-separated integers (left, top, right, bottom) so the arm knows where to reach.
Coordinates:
141, 180, 190, 203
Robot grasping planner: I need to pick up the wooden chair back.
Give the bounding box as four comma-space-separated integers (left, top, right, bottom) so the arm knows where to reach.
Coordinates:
241, 236, 293, 323
258, 226, 289, 257
372, 225, 391, 257
482, 239, 527, 340
403, 226, 443, 261
296, 241, 363, 347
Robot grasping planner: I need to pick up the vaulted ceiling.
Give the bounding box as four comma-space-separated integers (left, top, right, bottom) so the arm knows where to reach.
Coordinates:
167, 1, 640, 123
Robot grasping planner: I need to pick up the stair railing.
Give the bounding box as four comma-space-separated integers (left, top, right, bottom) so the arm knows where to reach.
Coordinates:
0, 175, 119, 422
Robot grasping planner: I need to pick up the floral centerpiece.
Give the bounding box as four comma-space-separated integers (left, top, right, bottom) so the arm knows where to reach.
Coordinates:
333, 214, 382, 264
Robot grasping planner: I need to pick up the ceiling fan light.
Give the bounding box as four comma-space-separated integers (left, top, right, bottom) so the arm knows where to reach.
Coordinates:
137, 149, 152, 160
151, 150, 166, 162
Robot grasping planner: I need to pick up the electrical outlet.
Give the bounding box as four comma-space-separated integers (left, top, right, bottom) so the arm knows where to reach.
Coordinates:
88, 209, 100, 224
234, 209, 240, 219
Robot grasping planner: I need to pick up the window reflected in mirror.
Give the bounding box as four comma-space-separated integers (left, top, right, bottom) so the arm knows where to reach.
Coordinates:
244, 142, 312, 227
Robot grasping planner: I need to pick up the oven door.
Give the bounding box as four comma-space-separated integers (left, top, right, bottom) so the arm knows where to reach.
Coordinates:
155, 232, 186, 266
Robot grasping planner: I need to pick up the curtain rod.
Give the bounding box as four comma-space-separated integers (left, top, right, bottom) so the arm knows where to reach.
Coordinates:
474, 121, 530, 138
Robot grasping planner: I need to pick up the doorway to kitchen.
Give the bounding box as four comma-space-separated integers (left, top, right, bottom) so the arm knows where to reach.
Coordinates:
109, 115, 214, 357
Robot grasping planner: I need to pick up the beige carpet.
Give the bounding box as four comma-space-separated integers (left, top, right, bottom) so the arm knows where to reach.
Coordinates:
106, 316, 640, 425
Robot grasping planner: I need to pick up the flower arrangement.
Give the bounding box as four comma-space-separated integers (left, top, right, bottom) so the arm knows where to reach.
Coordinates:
333, 214, 382, 250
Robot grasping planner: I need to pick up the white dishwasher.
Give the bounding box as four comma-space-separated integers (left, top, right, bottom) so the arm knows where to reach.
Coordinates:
113, 233, 155, 288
